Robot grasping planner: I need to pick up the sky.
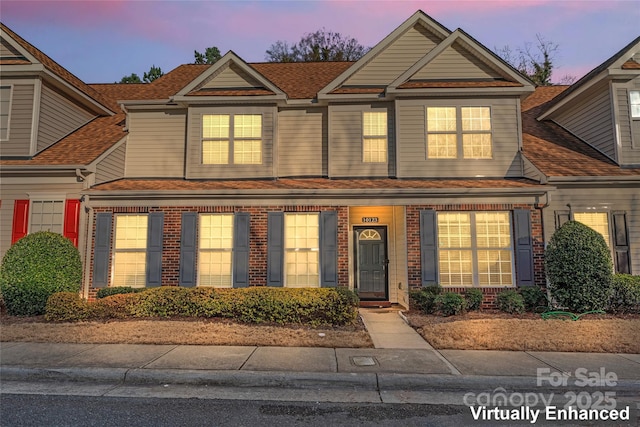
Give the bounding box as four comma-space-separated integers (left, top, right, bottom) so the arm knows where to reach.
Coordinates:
1, 0, 639, 84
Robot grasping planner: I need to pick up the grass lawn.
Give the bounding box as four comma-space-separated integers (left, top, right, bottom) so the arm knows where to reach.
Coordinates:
2, 311, 638, 353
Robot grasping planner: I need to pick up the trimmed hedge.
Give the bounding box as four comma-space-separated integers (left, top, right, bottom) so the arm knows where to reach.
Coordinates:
96, 286, 145, 299
409, 286, 442, 314
434, 292, 466, 316
464, 288, 483, 311
545, 221, 613, 312
497, 290, 525, 314
0, 232, 82, 316
519, 286, 548, 312
609, 274, 640, 314
45, 286, 359, 326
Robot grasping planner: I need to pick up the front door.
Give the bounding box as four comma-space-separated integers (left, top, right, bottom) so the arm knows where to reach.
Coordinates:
355, 226, 388, 301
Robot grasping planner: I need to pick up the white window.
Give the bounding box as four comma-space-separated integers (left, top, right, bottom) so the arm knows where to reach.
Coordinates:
437, 212, 513, 287
363, 111, 387, 163
198, 214, 234, 287
202, 114, 262, 164
285, 213, 319, 288
630, 91, 640, 119
0, 86, 11, 140
113, 215, 147, 288
426, 106, 492, 159
574, 212, 611, 248
30, 200, 64, 233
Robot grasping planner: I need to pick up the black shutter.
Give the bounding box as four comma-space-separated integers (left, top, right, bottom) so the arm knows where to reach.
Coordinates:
420, 210, 438, 286
320, 211, 338, 287
612, 211, 631, 274
233, 212, 250, 288
513, 209, 535, 286
179, 212, 197, 287
146, 213, 164, 287
267, 212, 284, 287
555, 210, 570, 229
93, 212, 112, 288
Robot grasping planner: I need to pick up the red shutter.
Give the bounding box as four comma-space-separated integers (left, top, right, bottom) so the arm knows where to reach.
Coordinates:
63, 199, 81, 247
11, 200, 30, 244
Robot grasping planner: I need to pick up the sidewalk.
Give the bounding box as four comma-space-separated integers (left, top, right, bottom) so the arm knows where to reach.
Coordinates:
1, 309, 640, 405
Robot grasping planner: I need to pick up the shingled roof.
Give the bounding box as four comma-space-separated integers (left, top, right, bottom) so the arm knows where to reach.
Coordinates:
522, 86, 640, 178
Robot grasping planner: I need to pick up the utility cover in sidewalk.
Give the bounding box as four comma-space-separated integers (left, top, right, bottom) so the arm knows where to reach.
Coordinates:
351, 356, 377, 366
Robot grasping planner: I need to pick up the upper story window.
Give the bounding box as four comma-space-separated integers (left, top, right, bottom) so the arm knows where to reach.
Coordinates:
0, 86, 11, 140
426, 106, 493, 159
202, 114, 262, 165
362, 111, 387, 163
630, 91, 640, 119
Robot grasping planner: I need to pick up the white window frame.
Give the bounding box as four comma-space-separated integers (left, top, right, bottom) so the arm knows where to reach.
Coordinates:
1, 85, 13, 141
362, 111, 388, 163
112, 214, 148, 288
630, 90, 640, 119
426, 106, 493, 159
28, 199, 65, 234
437, 211, 514, 287
284, 213, 320, 288
198, 213, 234, 288
202, 114, 262, 165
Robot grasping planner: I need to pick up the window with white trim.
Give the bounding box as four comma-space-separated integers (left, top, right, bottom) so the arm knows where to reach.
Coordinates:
198, 214, 234, 287
630, 91, 640, 119
426, 106, 493, 159
573, 212, 611, 249
285, 213, 319, 288
437, 212, 513, 287
113, 215, 147, 287
30, 200, 64, 233
0, 86, 11, 140
362, 111, 387, 163
202, 114, 262, 164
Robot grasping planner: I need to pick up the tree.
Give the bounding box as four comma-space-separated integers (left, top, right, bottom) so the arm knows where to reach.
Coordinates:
118, 73, 142, 84
266, 28, 369, 62
496, 34, 575, 86
143, 65, 163, 83
194, 46, 222, 65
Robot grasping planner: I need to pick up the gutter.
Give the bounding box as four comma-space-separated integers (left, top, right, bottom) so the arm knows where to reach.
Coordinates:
546, 176, 640, 184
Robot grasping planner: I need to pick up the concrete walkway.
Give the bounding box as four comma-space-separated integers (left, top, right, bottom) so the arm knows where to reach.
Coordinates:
359, 308, 433, 350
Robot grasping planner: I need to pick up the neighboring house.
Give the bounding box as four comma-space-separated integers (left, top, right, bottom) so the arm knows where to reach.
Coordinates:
1, 11, 638, 308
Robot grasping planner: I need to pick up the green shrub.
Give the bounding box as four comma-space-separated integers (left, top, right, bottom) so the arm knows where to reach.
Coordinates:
409, 286, 442, 314
45, 286, 360, 326
519, 286, 548, 312
609, 274, 640, 314
0, 232, 82, 316
44, 292, 90, 322
497, 290, 525, 314
545, 221, 613, 312
434, 292, 465, 316
96, 286, 145, 299
464, 288, 483, 311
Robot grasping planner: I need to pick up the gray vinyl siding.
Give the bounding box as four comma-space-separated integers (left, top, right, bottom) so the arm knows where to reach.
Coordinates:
0, 180, 84, 260
329, 103, 395, 178
2, 83, 34, 156
186, 106, 275, 179
124, 110, 186, 178
552, 80, 615, 160
0, 38, 23, 58
95, 142, 126, 184
344, 24, 441, 86
395, 97, 520, 178
202, 63, 260, 89
615, 78, 640, 165
278, 108, 325, 177
413, 42, 501, 80
38, 85, 95, 153
544, 186, 640, 274
522, 156, 543, 182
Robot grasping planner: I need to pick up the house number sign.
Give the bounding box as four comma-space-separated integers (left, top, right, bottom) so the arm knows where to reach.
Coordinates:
361, 217, 379, 223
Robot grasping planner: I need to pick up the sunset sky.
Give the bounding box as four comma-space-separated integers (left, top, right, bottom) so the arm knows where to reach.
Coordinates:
1, 0, 638, 84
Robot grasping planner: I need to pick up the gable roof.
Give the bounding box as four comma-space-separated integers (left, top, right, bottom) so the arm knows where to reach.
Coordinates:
522, 86, 640, 178
0, 22, 115, 114
538, 36, 640, 120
